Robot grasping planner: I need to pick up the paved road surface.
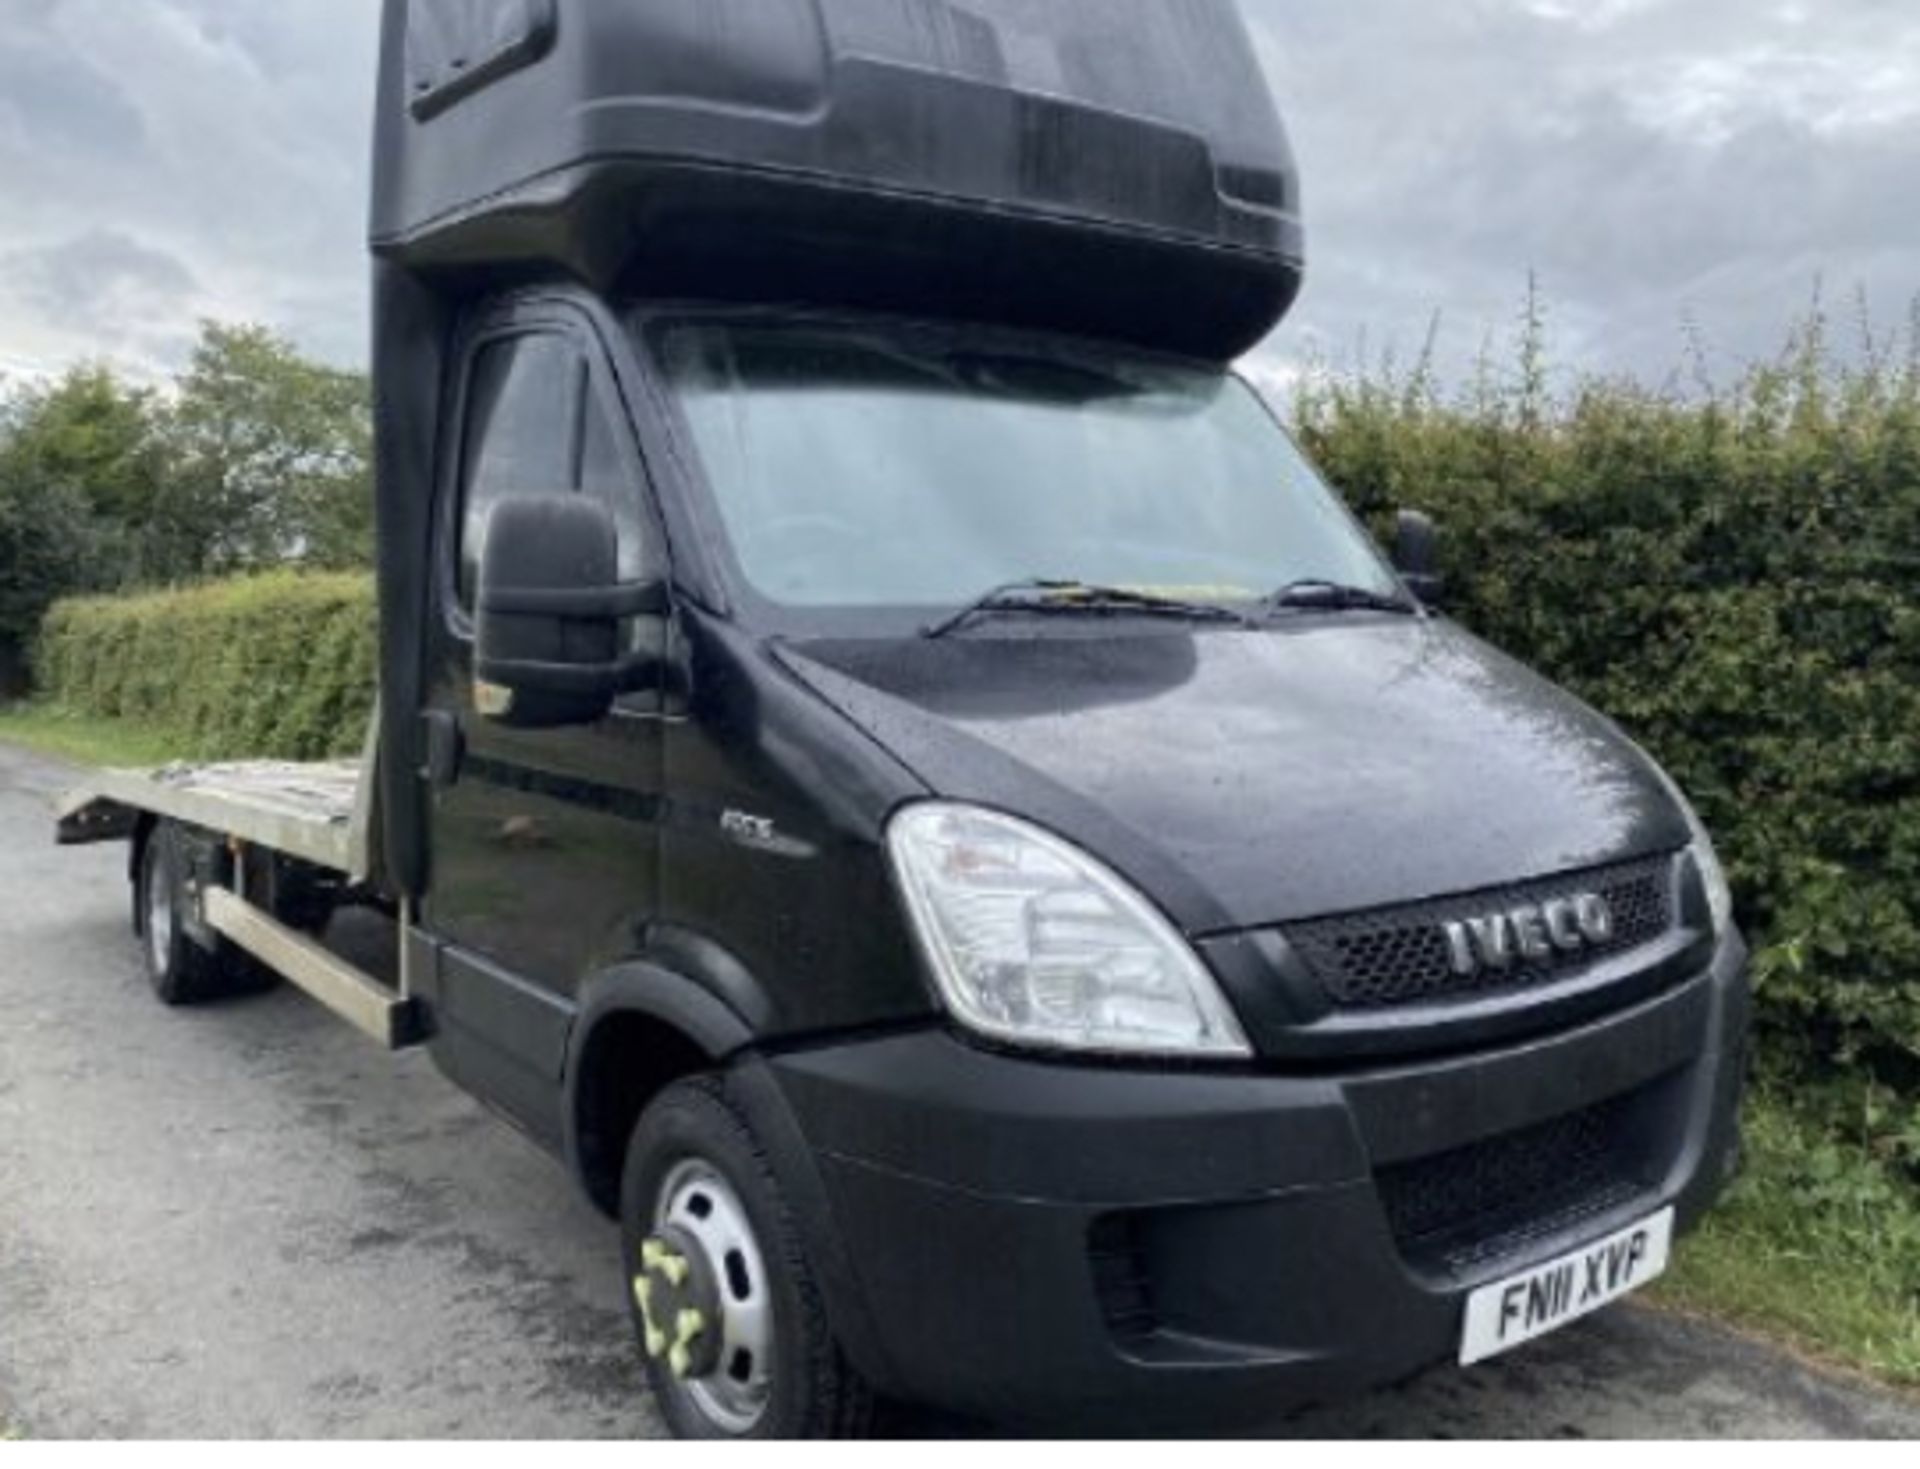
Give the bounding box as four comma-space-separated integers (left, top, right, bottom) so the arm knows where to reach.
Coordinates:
2, 741, 1917, 1440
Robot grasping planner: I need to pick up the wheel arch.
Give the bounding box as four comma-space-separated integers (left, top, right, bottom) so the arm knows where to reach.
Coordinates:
563, 955, 901, 1395
564, 960, 759, 1219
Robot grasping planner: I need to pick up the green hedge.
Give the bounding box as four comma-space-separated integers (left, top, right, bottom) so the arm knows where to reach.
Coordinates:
1296, 324, 1920, 1076
35, 572, 376, 762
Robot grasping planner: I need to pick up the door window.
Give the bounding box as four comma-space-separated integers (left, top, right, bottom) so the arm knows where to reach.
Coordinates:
455, 328, 652, 611
457, 334, 580, 611
578, 374, 650, 585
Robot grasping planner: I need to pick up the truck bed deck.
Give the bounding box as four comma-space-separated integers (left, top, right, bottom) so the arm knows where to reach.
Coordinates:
57, 759, 372, 880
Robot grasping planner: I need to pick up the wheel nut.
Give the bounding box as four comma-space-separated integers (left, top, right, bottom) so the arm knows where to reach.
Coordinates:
668, 1309, 707, 1380
632, 1276, 668, 1358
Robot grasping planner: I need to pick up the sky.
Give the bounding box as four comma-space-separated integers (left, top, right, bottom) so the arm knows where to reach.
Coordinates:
0, 0, 1915, 392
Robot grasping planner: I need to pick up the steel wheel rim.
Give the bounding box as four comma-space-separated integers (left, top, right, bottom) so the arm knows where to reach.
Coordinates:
654, 1158, 775, 1434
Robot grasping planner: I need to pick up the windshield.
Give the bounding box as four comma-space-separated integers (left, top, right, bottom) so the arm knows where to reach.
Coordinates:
651, 317, 1400, 626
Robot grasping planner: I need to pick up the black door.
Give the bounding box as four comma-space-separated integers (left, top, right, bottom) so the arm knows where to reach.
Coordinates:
420, 298, 667, 1142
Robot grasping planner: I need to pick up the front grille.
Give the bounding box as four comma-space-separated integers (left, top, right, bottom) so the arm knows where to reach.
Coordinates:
1286, 855, 1676, 1011
1377, 1091, 1653, 1275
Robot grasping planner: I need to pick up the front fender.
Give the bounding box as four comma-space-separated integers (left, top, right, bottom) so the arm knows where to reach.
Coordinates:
561, 956, 902, 1394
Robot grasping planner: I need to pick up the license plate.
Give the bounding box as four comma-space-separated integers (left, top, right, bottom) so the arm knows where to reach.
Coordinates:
1460, 1208, 1675, 1367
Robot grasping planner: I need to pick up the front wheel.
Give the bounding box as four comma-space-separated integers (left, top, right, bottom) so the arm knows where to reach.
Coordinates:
620, 1077, 876, 1440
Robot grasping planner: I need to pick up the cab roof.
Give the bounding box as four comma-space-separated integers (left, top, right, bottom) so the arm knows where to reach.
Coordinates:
372, 0, 1304, 361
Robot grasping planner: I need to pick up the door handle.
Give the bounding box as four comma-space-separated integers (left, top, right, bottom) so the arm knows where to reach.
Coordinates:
421, 711, 466, 789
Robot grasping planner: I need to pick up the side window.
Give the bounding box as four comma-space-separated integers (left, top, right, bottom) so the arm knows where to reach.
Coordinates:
577, 376, 650, 584
456, 333, 583, 611
456, 330, 652, 612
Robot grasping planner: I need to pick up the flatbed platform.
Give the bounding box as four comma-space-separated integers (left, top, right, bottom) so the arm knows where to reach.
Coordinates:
57, 759, 372, 880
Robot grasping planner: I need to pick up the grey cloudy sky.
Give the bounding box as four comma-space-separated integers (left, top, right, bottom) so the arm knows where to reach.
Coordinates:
1, 0, 1915, 389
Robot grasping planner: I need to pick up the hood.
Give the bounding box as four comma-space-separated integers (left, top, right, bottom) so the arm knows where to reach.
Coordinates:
777, 619, 1690, 935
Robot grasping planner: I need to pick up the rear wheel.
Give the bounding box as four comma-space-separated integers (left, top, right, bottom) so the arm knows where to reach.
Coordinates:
621, 1077, 876, 1440
137, 825, 220, 1006
136, 823, 268, 1003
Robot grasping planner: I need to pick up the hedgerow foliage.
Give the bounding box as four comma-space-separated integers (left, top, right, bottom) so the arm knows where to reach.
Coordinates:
35, 572, 376, 762
1295, 300, 1920, 1077
0, 326, 372, 691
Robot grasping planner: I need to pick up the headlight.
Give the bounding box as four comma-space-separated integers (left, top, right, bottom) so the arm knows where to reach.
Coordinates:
1685, 807, 1736, 940
1657, 772, 1735, 939
886, 803, 1252, 1059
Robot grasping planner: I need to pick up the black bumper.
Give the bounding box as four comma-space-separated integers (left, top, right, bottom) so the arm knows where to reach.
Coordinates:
763, 936, 1750, 1429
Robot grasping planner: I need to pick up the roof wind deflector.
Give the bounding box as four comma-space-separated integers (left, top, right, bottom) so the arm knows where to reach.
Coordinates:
407, 0, 557, 121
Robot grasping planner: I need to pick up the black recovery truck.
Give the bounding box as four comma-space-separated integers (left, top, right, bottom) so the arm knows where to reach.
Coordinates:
56, 0, 1750, 1438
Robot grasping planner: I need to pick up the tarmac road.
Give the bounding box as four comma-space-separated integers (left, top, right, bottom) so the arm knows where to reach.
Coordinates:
2, 740, 1917, 1440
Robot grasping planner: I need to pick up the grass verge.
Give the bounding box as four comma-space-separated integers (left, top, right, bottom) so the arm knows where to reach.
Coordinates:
1656, 1084, 1920, 1389
0, 701, 186, 770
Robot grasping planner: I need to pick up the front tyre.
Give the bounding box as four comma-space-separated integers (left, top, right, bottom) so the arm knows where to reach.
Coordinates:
621, 1077, 876, 1440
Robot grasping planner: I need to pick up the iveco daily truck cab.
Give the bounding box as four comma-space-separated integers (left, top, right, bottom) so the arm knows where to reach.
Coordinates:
61, 0, 1750, 1438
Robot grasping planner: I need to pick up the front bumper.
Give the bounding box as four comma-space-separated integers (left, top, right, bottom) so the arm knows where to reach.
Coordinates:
765, 935, 1750, 1429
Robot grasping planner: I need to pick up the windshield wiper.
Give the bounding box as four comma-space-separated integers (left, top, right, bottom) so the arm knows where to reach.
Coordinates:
1262, 580, 1420, 618
924, 580, 1253, 640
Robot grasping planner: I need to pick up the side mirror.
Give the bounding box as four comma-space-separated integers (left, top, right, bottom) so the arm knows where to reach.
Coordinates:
1394, 509, 1446, 608
475, 495, 667, 729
